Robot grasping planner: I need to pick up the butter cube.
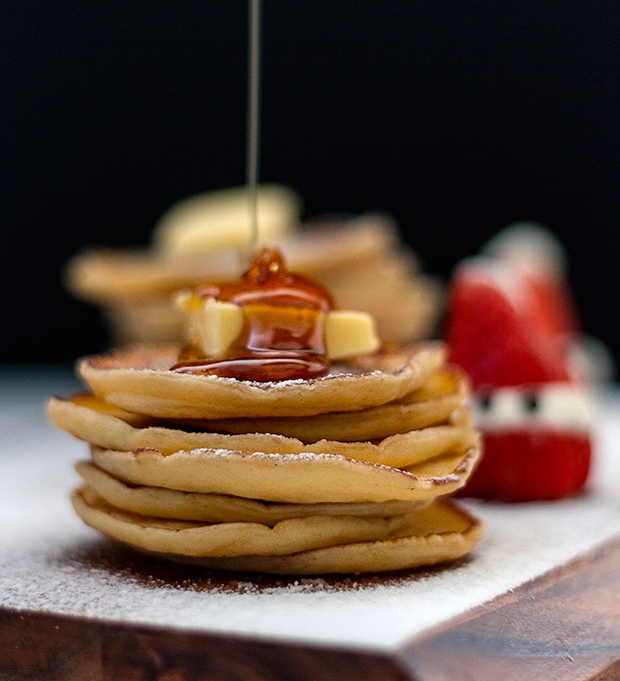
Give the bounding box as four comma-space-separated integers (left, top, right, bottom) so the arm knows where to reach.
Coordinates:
325, 310, 380, 360
178, 293, 381, 361
189, 297, 244, 358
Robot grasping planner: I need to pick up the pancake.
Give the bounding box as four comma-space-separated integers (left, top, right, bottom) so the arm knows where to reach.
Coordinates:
73, 488, 481, 574
78, 343, 446, 419
89, 437, 481, 504
76, 461, 428, 524
182, 499, 482, 575
49, 393, 475, 468
49, 366, 470, 446
72, 486, 416, 557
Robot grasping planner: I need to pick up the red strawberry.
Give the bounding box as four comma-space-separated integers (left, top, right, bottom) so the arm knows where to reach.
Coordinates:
460, 430, 591, 501
524, 272, 580, 339
445, 258, 572, 389
445, 256, 593, 502
481, 221, 581, 339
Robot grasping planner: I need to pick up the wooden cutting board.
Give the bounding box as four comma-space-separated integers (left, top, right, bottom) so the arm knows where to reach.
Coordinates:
2, 370, 620, 680
3, 536, 620, 681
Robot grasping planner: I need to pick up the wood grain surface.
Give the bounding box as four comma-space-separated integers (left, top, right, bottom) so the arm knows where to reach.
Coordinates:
4, 534, 620, 680
0, 609, 411, 681
402, 534, 620, 681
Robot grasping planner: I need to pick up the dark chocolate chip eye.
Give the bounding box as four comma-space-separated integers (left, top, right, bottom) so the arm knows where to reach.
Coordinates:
478, 393, 492, 410
523, 392, 539, 412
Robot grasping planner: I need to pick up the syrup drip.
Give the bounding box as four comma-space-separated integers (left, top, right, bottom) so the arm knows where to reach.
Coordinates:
172, 249, 334, 381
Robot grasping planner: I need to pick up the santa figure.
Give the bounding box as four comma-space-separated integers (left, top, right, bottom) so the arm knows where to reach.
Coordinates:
445, 223, 600, 501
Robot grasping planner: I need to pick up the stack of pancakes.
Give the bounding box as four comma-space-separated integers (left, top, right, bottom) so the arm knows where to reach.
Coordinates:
49, 342, 482, 574
65, 213, 442, 348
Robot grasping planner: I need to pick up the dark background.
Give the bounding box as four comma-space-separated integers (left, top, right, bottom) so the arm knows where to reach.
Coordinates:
2, 2, 619, 366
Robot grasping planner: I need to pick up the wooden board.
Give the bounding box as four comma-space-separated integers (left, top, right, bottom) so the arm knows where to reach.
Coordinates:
404, 535, 620, 681
2, 369, 620, 680
3, 535, 620, 681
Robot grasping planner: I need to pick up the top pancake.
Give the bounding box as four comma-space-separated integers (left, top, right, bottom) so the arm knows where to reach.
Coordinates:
78, 342, 446, 419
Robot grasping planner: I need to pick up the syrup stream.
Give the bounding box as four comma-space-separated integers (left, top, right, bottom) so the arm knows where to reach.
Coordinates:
246, 0, 262, 250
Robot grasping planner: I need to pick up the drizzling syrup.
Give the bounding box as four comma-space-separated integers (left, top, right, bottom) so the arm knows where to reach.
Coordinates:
172, 249, 334, 381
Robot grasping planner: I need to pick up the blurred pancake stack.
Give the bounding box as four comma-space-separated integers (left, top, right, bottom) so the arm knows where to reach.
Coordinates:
64, 185, 442, 348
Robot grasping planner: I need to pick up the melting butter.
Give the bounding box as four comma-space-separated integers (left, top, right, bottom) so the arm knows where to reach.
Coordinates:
178, 295, 380, 361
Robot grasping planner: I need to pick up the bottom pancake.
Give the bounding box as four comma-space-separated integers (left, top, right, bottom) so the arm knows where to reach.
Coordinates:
73, 486, 419, 557
72, 488, 481, 574
167, 500, 482, 575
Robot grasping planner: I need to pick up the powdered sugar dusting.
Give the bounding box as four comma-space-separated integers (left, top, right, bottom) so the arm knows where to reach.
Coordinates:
176, 447, 410, 475
194, 368, 379, 389
3, 369, 620, 651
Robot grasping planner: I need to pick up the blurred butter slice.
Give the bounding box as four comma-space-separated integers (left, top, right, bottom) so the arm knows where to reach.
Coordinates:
152, 184, 302, 255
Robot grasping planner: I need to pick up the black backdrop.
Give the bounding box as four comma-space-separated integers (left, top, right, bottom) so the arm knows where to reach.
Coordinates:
2, 2, 619, 367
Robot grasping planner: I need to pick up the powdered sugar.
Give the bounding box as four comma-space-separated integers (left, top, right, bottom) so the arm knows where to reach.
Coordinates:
169, 447, 411, 475
2, 368, 620, 651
